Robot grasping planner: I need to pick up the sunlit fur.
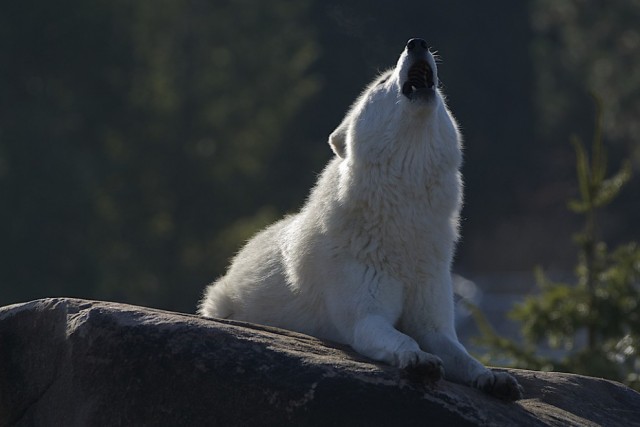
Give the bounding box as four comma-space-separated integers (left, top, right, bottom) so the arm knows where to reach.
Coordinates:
199, 44, 522, 398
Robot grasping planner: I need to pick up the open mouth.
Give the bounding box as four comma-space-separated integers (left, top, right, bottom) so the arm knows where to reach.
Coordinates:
402, 60, 435, 99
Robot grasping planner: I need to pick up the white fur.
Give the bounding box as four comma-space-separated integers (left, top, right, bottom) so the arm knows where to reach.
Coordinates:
199, 43, 522, 399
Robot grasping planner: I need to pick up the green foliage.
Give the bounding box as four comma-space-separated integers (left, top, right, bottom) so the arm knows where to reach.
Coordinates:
473, 105, 640, 390
568, 100, 632, 213
532, 0, 640, 154
0, 0, 318, 311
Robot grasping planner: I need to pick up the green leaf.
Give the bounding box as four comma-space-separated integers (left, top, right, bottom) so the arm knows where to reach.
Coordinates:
568, 199, 589, 213
592, 161, 632, 209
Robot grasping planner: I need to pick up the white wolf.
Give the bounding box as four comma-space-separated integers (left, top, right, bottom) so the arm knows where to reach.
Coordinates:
199, 38, 523, 400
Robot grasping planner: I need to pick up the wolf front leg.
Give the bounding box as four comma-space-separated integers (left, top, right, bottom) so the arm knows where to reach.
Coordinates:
352, 314, 445, 381
420, 331, 523, 400
323, 267, 444, 380
404, 272, 524, 400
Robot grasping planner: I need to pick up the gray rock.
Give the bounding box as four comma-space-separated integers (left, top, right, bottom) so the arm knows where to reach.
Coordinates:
1, 298, 639, 426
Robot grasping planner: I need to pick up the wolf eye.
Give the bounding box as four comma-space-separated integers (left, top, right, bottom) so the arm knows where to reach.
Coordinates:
377, 76, 389, 86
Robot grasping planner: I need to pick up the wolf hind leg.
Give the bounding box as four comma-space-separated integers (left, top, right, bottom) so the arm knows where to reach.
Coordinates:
198, 279, 235, 319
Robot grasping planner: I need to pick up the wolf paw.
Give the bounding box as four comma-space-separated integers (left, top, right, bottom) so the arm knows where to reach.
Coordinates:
398, 351, 444, 382
474, 370, 524, 401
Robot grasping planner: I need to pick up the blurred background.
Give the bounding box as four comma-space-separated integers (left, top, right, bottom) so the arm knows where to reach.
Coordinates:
1, 0, 638, 325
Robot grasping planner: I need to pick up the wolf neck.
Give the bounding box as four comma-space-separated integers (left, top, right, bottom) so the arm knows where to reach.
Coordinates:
330, 110, 461, 279
347, 110, 461, 194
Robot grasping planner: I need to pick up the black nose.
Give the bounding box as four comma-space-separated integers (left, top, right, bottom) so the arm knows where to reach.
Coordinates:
406, 38, 428, 52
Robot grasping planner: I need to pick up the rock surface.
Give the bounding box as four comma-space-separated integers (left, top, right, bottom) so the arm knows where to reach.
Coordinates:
1, 298, 639, 426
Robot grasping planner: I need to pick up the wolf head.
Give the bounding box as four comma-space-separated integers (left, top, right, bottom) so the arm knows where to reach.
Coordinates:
329, 38, 456, 161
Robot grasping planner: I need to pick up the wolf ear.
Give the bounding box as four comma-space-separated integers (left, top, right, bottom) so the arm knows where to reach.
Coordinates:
329, 122, 348, 158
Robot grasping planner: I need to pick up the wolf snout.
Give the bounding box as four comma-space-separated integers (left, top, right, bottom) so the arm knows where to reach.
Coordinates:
406, 38, 429, 53
402, 38, 436, 101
